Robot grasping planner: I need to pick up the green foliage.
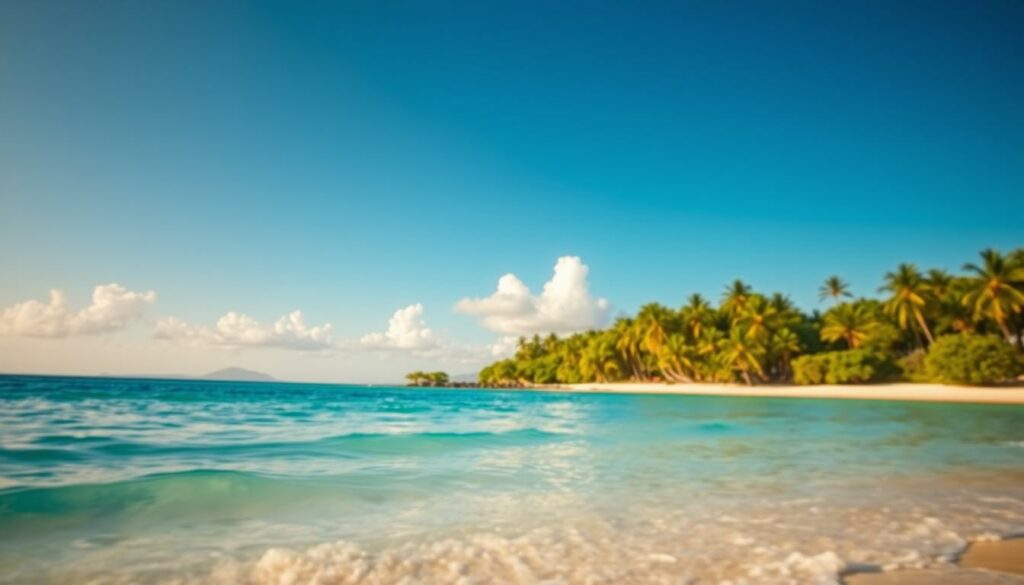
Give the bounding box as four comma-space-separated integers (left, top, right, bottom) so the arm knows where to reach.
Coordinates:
819, 276, 852, 304
860, 320, 904, 353
474, 247, 1024, 387
961, 249, 1024, 342
790, 353, 827, 385
898, 349, 928, 382
792, 318, 824, 355
479, 359, 519, 386
879, 263, 935, 346
791, 350, 899, 385
923, 334, 1023, 385
405, 371, 450, 386
820, 302, 879, 349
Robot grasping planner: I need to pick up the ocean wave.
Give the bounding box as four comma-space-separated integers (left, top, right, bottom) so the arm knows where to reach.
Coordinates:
0, 447, 85, 463
0, 427, 568, 489
86, 427, 567, 457
194, 501, 1016, 585
80, 530, 855, 585
4, 377, 1024, 584
4, 474, 1022, 585
182, 520, 957, 585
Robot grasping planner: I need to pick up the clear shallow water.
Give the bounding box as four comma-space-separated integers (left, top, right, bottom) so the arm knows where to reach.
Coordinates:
1, 375, 1023, 584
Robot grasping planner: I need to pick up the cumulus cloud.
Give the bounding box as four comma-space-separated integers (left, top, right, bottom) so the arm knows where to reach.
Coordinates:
0, 284, 155, 337
356, 304, 499, 365
455, 256, 611, 335
154, 310, 333, 351
360, 303, 437, 351
489, 335, 520, 358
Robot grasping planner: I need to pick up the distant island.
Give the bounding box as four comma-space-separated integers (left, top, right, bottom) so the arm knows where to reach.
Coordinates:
200, 367, 276, 382
404, 371, 502, 388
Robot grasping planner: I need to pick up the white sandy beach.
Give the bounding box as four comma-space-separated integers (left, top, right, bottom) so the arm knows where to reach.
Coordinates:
543, 382, 1024, 405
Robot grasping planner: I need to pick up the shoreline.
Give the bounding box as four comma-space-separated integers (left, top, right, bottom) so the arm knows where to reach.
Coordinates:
843, 537, 1024, 584
530, 382, 1024, 405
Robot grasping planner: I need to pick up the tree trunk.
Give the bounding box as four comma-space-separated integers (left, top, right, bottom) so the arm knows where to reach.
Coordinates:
740, 369, 752, 386
916, 312, 935, 346
627, 356, 641, 381
997, 318, 1014, 346
665, 366, 693, 384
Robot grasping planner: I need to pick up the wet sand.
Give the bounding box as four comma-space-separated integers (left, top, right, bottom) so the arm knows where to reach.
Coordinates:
961, 539, 1024, 575
549, 382, 1024, 404
845, 539, 1024, 584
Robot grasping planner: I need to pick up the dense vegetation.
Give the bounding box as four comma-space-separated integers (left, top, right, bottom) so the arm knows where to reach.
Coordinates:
923, 334, 1022, 385
478, 248, 1024, 387
791, 350, 899, 385
405, 371, 450, 386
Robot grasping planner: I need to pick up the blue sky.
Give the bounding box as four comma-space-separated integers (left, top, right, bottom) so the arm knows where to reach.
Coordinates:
1, 1, 1022, 381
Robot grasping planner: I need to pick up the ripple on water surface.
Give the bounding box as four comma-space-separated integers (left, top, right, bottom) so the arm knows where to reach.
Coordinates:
1, 375, 1023, 584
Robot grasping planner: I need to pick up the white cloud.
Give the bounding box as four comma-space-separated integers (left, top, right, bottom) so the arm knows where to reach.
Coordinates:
356, 304, 499, 366
455, 256, 611, 335
489, 335, 520, 357
154, 310, 333, 351
0, 284, 155, 337
360, 303, 437, 351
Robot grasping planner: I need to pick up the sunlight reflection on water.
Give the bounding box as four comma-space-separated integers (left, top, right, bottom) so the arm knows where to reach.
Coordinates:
1, 376, 1023, 584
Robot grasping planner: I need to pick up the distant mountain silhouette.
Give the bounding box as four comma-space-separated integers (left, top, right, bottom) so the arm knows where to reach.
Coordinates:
201, 367, 276, 382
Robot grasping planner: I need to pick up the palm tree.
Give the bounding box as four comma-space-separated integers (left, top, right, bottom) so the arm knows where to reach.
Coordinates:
768, 327, 801, 379
719, 328, 765, 386
770, 292, 803, 330
769, 292, 795, 313
820, 302, 878, 349
819, 276, 852, 304
737, 295, 780, 340
543, 333, 559, 353
1011, 248, 1024, 348
580, 333, 622, 382
688, 328, 722, 382
926, 269, 953, 298
680, 294, 714, 340
657, 334, 696, 383
515, 335, 546, 361
427, 371, 449, 386
612, 318, 644, 380
555, 334, 586, 384
721, 279, 753, 319
923, 269, 957, 336
494, 360, 518, 385
696, 327, 724, 356
636, 303, 671, 355
637, 303, 680, 381
879, 263, 935, 346
962, 249, 1024, 343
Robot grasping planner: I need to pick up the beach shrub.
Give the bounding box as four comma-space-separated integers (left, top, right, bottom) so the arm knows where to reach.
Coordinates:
791, 354, 827, 384
898, 349, 928, 382
861, 321, 904, 354
792, 350, 899, 385
924, 334, 1022, 385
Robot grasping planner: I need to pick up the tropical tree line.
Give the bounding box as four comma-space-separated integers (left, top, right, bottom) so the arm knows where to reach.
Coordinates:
405, 371, 450, 386
478, 248, 1024, 386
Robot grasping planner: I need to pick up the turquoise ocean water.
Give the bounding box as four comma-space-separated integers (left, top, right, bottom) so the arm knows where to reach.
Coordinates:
1, 375, 1023, 584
